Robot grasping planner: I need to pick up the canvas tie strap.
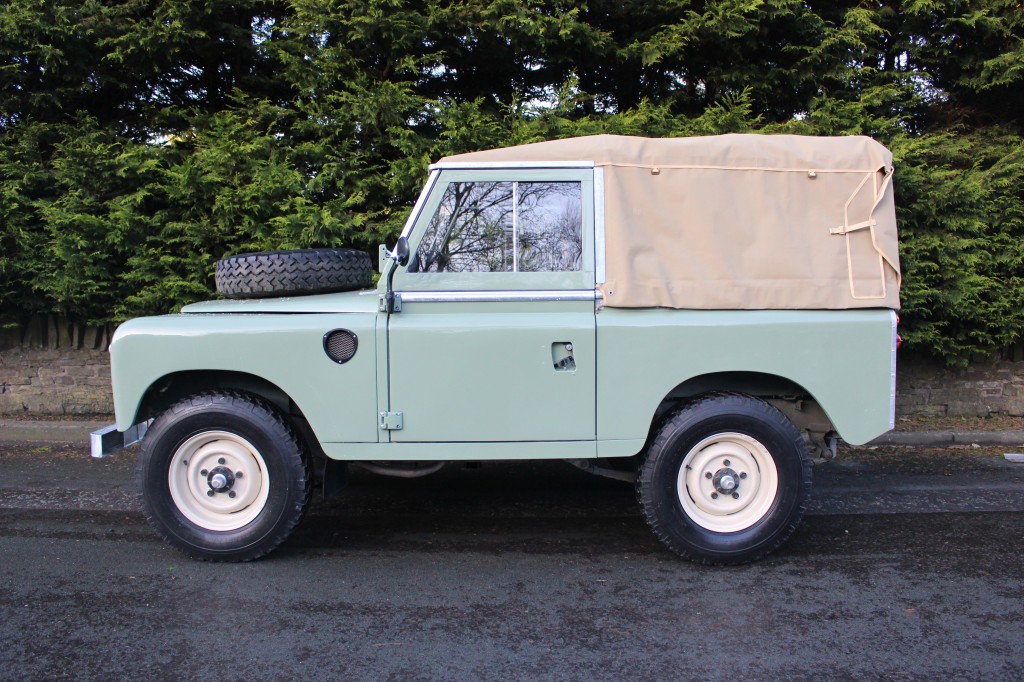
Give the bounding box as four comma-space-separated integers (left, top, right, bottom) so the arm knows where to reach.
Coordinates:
830, 167, 893, 236
830, 219, 875, 235
831, 166, 898, 300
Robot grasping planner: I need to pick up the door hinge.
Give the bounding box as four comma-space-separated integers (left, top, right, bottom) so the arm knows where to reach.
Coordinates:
379, 411, 404, 430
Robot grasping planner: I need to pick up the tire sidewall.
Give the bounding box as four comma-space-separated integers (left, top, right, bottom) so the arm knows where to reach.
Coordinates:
646, 401, 808, 562
138, 397, 305, 560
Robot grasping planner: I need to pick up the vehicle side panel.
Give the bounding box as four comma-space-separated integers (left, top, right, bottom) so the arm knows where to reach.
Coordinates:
596, 308, 896, 446
110, 313, 379, 444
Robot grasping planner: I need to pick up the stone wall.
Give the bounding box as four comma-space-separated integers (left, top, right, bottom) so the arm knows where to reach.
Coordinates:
0, 348, 113, 415
0, 317, 115, 416
2, 322, 1024, 419
896, 358, 1024, 418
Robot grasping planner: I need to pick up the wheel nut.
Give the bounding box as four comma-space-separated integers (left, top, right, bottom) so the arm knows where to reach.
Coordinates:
723, 459, 731, 466
732, 493, 739, 499
705, 472, 712, 479
206, 490, 215, 497
200, 469, 208, 476
740, 472, 747, 479
711, 492, 719, 499
218, 458, 226, 465
228, 491, 236, 498
236, 472, 243, 479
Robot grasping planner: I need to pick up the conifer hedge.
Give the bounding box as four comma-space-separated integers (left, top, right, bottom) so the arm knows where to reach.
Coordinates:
1, 1, 1021, 365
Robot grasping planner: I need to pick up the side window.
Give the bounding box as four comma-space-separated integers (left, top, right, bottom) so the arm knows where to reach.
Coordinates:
518, 182, 583, 272
413, 181, 582, 273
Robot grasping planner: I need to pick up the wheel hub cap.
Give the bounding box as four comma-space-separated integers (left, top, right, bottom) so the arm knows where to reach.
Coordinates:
713, 468, 739, 495
207, 466, 235, 493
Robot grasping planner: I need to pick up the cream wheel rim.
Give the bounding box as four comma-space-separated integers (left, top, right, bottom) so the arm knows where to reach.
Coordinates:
168, 431, 270, 531
676, 432, 778, 533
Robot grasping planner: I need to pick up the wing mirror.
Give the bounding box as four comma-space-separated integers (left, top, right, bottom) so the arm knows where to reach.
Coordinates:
394, 236, 410, 267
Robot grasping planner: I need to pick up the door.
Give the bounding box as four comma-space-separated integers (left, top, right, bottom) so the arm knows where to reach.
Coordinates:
386, 168, 597, 443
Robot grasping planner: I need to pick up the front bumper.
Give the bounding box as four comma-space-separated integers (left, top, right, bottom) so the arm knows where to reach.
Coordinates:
90, 421, 149, 458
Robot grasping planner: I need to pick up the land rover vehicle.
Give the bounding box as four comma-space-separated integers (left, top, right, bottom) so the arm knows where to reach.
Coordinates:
95, 134, 900, 564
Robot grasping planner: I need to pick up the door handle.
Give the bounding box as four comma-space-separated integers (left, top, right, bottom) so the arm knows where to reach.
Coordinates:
551, 342, 576, 371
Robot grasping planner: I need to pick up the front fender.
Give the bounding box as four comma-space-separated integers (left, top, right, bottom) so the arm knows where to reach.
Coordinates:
110, 312, 380, 445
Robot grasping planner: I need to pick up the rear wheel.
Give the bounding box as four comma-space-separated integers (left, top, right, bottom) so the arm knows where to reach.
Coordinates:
137, 392, 311, 561
637, 394, 812, 564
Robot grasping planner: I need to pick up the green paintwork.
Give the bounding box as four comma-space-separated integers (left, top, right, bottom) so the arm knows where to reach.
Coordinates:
595, 308, 895, 446
321, 440, 596, 461
110, 311, 380, 444
387, 300, 596, 442
181, 289, 380, 314
108, 165, 897, 461
112, 303, 893, 457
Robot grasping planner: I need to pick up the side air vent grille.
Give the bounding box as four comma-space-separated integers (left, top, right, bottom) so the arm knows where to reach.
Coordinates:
323, 329, 358, 364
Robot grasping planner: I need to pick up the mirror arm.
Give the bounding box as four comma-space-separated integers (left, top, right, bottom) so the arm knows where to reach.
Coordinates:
385, 259, 399, 313
383, 236, 410, 314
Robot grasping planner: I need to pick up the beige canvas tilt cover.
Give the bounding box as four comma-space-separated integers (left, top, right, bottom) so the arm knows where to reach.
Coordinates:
440, 134, 900, 310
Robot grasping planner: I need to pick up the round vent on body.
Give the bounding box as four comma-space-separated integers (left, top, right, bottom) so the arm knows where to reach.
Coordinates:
323, 329, 358, 364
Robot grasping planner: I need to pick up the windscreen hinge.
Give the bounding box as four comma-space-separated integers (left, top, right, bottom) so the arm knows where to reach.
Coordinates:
378, 293, 402, 313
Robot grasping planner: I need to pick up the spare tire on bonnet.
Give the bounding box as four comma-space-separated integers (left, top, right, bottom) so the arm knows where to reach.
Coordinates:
215, 248, 373, 299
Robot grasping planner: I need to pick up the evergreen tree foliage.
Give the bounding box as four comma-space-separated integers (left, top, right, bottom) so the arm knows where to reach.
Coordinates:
0, 0, 1021, 364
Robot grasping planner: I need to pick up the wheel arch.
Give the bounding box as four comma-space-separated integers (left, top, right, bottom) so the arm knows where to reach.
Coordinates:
649, 371, 837, 446
130, 370, 322, 457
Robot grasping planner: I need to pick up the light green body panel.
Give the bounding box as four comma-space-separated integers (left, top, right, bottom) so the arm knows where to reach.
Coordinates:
322, 440, 596, 460
110, 308, 380, 445
111, 303, 894, 457
386, 300, 595, 442
595, 308, 896, 446
180, 289, 380, 314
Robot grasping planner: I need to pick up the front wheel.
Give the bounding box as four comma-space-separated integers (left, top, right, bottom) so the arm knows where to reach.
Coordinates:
137, 392, 311, 561
636, 394, 812, 565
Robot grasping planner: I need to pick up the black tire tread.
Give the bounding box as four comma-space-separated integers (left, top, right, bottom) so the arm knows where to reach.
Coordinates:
215, 248, 373, 299
635, 392, 812, 566
137, 390, 311, 562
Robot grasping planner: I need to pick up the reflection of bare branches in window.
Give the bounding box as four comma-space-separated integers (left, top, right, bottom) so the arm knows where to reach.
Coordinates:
414, 180, 582, 273
415, 182, 514, 272
519, 183, 583, 273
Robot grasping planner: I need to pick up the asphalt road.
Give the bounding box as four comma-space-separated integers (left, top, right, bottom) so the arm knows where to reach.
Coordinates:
1, 443, 1022, 681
